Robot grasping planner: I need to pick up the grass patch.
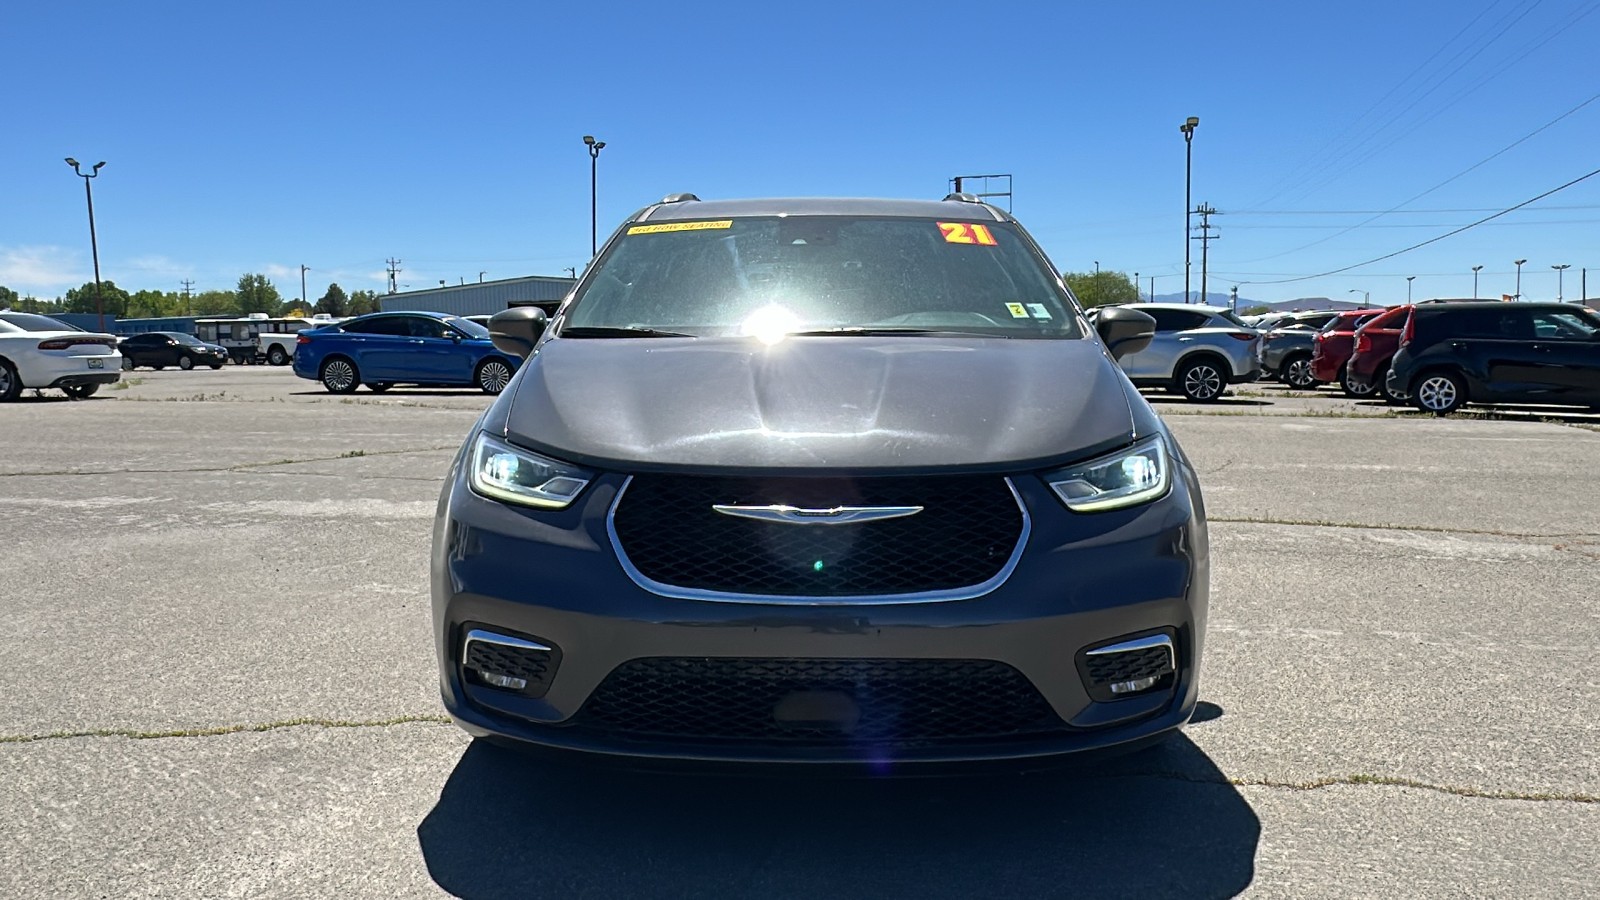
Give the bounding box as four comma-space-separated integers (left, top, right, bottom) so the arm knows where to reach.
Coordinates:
339, 449, 367, 458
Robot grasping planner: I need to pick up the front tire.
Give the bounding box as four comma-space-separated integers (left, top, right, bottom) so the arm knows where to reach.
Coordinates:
267, 345, 290, 366
121, 357, 136, 371
475, 358, 514, 395
1175, 358, 1226, 402
319, 357, 360, 394
1281, 354, 1316, 389
63, 383, 100, 400
178, 355, 195, 371
1412, 371, 1466, 415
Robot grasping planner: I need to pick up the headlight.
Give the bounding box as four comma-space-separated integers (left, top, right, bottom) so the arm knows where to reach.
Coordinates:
1045, 435, 1170, 512
468, 433, 593, 509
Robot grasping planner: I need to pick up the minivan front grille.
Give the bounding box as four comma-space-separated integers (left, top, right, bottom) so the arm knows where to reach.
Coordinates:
569, 657, 1066, 747
609, 474, 1025, 599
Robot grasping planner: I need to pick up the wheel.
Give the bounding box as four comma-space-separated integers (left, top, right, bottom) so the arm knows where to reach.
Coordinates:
121, 357, 135, 371
178, 355, 195, 370
267, 345, 290, 366
63, 383, 99, 400
476, 358, 514, 395
0, 359, 21, 402
1175, 358, 1226, 402
367, 383, 392, 393
1281, 354, 1316, 389
1411, 371, 1466, 415
209, 363, 223, 369
319, 357, 360, 394
1372, 360, 1405, 405
1339, 366, 1378, 399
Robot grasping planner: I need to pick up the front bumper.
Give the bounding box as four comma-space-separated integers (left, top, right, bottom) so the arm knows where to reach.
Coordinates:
431, 463, 1209, 765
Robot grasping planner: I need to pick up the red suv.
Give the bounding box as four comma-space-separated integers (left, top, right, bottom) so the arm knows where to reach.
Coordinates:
1308, 309, 1386, 396
1345, 305, 1411, 404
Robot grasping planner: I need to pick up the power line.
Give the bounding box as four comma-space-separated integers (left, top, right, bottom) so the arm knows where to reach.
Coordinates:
1238, 164, 1600, 286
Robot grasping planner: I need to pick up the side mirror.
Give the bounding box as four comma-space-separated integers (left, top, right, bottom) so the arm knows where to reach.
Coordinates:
488, 307, 548, 358
1094, 307, 1156, 359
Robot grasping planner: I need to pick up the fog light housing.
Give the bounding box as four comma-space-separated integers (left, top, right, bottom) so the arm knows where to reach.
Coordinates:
461, 626, 561, 697
1078, 632, 1177, 703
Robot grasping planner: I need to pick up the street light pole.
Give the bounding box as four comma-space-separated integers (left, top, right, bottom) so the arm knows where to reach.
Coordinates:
1406, 276, 1415, 303
1552, 264, 1570, 301
300, 265, 309, 311
1472, 265, 1483, 299
1514, 259, 1528, 300
64, 158, 107, 332
1348, 289, 1370, 305
583, 135, 606, 258
1179, 117, 1200, 303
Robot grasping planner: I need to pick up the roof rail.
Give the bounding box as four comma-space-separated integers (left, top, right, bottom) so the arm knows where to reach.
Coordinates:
660, 192, 701, 204
942, 192, 982, 203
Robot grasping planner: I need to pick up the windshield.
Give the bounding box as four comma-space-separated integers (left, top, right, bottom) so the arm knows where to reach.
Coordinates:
0, 312, 82, 332
169, 332, 204, 344
447, 317, 490, 339
564, 216, 1082, 339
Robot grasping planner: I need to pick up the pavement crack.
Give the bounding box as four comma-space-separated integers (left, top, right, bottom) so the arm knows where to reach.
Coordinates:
0, 715, 452, 745
1116, 769, 1596, 804
1209, 516, 1600, 540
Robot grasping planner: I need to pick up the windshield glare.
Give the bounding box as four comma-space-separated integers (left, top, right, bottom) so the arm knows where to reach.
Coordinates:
565, 216, 1082, 339
0, 312, 81, 332
447, 317, 490, 338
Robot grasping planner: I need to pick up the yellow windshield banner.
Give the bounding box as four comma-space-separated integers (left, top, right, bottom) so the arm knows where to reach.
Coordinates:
627, 220, 734, 235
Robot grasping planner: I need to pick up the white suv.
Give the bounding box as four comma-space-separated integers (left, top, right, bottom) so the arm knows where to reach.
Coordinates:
1092, 303, 1262, 401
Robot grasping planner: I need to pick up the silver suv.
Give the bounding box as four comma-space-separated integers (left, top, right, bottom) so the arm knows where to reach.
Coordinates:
1093, 303, 1261, 401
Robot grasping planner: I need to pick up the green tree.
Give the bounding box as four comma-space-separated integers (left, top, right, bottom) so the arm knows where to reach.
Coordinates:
314, 283, 348, 317
190, 290, 238, 316
0, 285, 17, 309
1239, 305, 1272, 317
63, 281, 132, 317
1064, 271, 1140, 308
235, 273, 282, 315
346, 289, 380, 316
127, 289, 184, 319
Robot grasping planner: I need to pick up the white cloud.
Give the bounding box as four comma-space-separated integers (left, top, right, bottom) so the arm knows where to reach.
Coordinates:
0, 246, 85, 295
122, 255, 195, 280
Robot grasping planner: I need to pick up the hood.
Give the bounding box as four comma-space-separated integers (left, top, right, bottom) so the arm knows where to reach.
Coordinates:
500, 336, 1136, 472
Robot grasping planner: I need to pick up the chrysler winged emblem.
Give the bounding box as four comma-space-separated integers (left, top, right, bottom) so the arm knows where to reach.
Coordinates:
711, 504, 923, 526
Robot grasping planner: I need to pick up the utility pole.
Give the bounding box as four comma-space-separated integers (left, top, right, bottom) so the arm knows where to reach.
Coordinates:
386, 258, 402, 294
1230, 285, 1238, 313
1190, 203, 1219, 305
180, 279, 195, 316
1149, 275, 1155, 303
300, 265, 310, 310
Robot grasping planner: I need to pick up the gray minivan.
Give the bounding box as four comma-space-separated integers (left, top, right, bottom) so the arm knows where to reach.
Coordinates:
430, 194, 1211, 766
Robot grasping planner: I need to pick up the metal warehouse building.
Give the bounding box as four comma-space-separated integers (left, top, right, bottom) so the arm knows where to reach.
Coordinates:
378, 275, 576, 317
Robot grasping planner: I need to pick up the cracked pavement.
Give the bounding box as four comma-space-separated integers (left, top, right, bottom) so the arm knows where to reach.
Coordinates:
2, 368, 1596, 898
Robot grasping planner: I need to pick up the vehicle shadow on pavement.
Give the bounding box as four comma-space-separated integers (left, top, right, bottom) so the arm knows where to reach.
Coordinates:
417, 730, 1259, 899
1143, 395, 1271, 408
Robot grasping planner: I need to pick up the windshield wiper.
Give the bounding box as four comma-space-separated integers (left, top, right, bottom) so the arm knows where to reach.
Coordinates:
785, 327, 1011, 338
559, 326, 695, 338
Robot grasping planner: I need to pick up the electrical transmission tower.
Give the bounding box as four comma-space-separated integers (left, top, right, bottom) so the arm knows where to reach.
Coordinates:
1190, 204, 1220, 305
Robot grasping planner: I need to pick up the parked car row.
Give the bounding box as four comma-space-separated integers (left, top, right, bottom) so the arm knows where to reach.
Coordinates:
1096, 300, 1600, 415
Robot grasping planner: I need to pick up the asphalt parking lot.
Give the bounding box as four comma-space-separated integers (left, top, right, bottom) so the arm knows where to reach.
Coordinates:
3, 367, 1597, 899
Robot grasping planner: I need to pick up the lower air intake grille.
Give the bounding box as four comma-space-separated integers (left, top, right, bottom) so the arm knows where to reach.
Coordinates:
569, 657, 1066, 747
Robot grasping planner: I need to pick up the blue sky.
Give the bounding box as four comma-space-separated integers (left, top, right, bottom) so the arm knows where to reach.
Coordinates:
7, 0, 1599, 307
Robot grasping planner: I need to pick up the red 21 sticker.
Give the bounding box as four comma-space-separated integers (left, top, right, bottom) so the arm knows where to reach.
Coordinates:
938, 222, 998, 245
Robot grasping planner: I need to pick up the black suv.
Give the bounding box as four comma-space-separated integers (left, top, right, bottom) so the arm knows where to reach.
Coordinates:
1386, 302, 1600, 414
430, 194, 1211, 766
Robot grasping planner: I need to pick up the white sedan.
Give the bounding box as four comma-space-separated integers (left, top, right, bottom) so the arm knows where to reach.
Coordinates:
0, 312, 122, 400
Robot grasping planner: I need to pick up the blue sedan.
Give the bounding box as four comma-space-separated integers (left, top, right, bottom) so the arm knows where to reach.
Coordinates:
292, 311, 522, 394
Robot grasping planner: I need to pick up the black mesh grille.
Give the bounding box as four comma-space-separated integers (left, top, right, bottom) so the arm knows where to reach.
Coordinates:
569, 657, 1066, 747
464, 637, 558, 697
1083, 646, 1174, 687
611, 475, 1024, 597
